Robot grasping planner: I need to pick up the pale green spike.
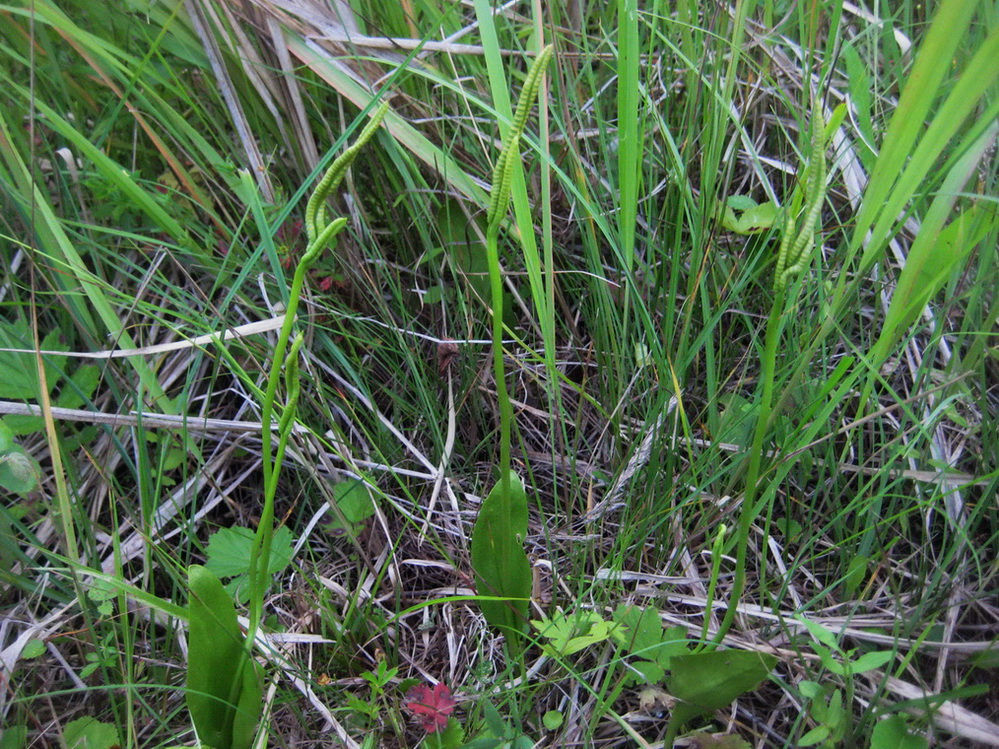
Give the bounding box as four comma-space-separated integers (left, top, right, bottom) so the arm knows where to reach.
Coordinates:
306, 102, 390, 244
775, 106, 827, 291
485, 46, 554, 231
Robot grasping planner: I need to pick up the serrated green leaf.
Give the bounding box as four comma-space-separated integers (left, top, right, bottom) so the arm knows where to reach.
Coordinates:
423, 718, 465, 749
625, 659, 666, 685
611, 605, 688, 667
533, 610, 614, 656
345, 694, 374, 717
0, 322, 65, 400
481, 699, 508, 739
63, 717, 120, 749
0, 415, 44, 437
56, 364, 101, 410
205, 525, 294, 578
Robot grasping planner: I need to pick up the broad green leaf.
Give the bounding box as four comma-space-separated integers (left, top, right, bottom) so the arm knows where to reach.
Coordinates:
849, 650, 894, 674
0, 447, 40, 495
187, 564, 259, 749
797, 616, 840, 651
20, 639, 45, 659
870, 715, 929, 749
0, 725, 26, 749
327, 480, 377, 536
470, 471, 532, 643
667, 649, 776, 727
0, 422, 13, 452
231, 656, 263, 749
687, 732, 752, 749
437, 198, 490, 303
798, 725, 831, 746
542, 711, 563, 731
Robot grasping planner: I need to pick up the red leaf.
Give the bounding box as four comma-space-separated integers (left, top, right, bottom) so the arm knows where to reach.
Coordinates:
405, 682, 456, 733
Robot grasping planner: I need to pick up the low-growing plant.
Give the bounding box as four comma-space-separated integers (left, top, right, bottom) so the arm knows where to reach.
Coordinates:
183, 102, 389, 748
532, 603, 775, 743
795, 616, 896, 747
469, 45, 553, 651
0, 421, 40, 495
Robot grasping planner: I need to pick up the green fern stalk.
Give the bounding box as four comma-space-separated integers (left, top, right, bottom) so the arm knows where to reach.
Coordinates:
711, 104, 831, 649
246, 104, 388, 643
484, 46, 553, 496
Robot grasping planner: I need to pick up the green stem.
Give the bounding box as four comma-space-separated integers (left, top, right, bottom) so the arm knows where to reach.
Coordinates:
247, 219, 346, 642
483, 45, 553, 496
485, 222, 513, 496
710, 287, 784, 648
711, 104, 834, 647
699, 522, 728, 645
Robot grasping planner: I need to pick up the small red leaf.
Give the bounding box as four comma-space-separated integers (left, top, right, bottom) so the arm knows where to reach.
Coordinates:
405, 682, 456, 733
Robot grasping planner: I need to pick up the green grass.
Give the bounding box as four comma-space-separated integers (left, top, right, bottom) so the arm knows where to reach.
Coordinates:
0, 0, 996, 747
